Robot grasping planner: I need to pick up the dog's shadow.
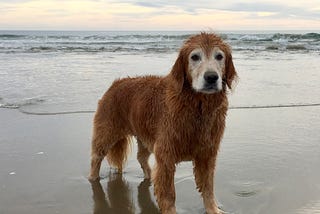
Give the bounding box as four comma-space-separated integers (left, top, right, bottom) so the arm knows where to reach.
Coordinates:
90, 173, 160, 214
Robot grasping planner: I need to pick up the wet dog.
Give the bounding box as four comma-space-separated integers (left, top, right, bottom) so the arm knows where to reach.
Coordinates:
89, 32, 237, 214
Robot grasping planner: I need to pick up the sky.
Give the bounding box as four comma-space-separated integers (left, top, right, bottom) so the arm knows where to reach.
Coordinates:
0, 0, 320, 31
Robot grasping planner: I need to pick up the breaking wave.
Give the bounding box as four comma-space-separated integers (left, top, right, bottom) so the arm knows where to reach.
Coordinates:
1, 32, 319, 54
0, 97, 46, 109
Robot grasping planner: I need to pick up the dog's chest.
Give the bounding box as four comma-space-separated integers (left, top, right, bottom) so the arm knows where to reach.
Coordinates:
171, 110, 223, 161
173, 105, 217, 139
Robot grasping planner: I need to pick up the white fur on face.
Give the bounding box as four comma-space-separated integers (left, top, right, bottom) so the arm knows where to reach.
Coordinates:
188, 47, 225, 94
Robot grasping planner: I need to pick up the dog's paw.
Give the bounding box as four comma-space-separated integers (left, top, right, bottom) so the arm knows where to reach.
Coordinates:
87, 174, 100, 182
162, 206, 176, 214
206, 207, 225, 214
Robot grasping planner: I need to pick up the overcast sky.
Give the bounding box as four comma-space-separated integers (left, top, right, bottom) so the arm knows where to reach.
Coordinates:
0, 0, 319, 31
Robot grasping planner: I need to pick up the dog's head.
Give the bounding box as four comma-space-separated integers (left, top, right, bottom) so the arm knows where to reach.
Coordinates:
171, 32, 237, 94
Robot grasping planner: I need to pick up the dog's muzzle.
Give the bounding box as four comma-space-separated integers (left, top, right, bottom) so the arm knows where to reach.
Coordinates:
202, 71, 221, 92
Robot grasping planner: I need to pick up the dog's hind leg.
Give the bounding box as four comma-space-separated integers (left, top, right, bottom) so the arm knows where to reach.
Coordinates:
89, 119, 118, 181
89, 154, 103, 181
89, 138, 106, 181
137, 139, 151, 179
89, 135, 130, 181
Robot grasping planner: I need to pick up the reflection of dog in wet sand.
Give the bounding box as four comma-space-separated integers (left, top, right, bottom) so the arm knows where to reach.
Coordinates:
89, 32, 237, 214
91, 173, 159, 214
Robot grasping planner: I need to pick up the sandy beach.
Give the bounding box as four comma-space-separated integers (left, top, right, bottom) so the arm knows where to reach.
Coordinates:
1, 105, 319, 214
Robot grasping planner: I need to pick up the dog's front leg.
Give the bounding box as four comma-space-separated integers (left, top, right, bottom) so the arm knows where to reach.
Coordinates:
193, 155, 221, 214
152, 146, 176, 214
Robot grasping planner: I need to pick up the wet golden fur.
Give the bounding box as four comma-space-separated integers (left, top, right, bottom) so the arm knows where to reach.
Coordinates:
89, 32, 237, 214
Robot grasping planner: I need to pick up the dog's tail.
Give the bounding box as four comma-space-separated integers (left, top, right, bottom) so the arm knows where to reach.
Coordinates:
106, 136, 132, 172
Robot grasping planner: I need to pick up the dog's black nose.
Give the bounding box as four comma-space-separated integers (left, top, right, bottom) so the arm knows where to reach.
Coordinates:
204, 72, 219, 84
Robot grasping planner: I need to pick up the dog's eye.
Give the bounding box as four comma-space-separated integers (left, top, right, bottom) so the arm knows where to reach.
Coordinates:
215, 54, 223, 61
191, 54, 201, 61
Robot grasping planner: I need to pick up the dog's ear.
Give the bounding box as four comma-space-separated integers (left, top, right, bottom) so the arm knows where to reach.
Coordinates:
170, 52, 186, 92
225, 52, 237, 90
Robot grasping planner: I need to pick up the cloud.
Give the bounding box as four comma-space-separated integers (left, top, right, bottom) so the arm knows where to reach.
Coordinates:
226, 2, 283, 12
108, 0, 227, 12
133, 1, 162, 8
108, 0, 320, 20
225, 2, 320, 20
0, 0, 31, 2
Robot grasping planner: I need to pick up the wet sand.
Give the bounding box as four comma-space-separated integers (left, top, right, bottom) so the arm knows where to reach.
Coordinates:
0, 107, 320, 214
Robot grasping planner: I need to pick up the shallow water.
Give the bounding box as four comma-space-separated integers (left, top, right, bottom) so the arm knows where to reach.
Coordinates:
1, 31, 320, 113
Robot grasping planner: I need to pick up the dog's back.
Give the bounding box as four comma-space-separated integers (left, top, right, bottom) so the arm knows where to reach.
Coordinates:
96, 76, 165, 138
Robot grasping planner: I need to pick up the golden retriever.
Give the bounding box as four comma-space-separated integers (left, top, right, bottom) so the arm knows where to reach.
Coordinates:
89, 32, 237, 214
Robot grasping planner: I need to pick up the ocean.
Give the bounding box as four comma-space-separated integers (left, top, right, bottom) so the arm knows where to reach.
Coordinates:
1, 30, 320, 114
1, 31, 320, 214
